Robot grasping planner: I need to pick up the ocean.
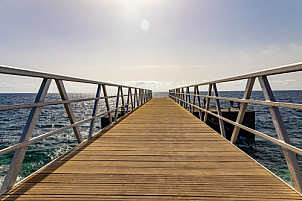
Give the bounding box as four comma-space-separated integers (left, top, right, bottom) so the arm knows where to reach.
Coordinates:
0, 91, 301, 188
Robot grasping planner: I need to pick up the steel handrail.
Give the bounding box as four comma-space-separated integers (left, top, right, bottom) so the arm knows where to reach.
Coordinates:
0, 65, 146, 89
0, 65, 152, 195
169, 62, 302, 193
171, 62, 302, 89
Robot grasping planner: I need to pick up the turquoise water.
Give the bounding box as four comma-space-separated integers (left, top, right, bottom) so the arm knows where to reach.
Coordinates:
0, 91, 301, 187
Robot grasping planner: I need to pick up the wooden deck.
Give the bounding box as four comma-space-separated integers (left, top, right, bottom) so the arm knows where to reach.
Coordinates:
1, 98, 301, 200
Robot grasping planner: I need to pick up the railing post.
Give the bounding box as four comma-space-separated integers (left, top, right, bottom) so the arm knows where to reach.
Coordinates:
130, 88, 134, 110
56, 79, 83, 143
148, 90, 150, 101
185, 87, 188, 110
259, 76, 302, 193
173, 89, 176, 102
1, 78, 51, 194
126, 88, 130, 114
178, 88, 181, 104
193, 87, 196, 110
138, 89, 141, 106
102, 84, 112, 124
186, 87, 192, 112
143, 89, 146, 103
120, 87, 125, 114
134, 88, 138, 108
137, 89, 140, 106
230, 78, 255, 144
181, 88, 185, 108
139, 89, 142, 106
213, 83, 226, 138
194, 86, 202, 120
114, 87, 121, 122
88, 84, 101, 138
140, 89, 143, 105
204, 84, 212, 123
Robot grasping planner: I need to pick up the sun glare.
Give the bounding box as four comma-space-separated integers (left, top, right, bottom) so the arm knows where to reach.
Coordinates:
118, 0, 161, 13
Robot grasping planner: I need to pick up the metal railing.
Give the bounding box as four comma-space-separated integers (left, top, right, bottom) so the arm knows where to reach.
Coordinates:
0, 65, 152, 194
169, 62, 302, 193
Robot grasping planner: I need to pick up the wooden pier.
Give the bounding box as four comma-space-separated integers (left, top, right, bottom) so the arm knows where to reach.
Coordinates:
1, 98, 301, 200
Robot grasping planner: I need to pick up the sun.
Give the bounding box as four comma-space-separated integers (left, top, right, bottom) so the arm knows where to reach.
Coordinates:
141, 19, 150, 31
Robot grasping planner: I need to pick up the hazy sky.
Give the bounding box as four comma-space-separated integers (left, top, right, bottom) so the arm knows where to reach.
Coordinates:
0, 0, 302, 92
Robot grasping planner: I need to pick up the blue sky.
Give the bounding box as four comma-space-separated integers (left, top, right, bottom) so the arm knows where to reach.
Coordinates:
0, 0, 302, 92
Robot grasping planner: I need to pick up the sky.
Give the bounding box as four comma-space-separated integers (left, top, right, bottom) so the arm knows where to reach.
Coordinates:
0, 0, 302, 92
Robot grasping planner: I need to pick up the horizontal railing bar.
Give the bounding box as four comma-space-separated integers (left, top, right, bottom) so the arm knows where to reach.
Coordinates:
0, 65, 148, 90
0, 98, 143, 156
170, 95, 302, 156
171, 92, 302, 110
0, 94, 134, 111
172, 62, 302, 89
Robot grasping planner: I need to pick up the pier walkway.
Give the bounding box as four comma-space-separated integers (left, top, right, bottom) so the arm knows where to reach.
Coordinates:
1, 98, 301, 200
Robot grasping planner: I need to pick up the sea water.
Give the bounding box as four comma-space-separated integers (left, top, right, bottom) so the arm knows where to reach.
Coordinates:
0, 91, 301, 187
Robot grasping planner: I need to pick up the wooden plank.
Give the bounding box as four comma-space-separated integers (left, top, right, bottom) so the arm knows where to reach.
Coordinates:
1, 98, 301, 200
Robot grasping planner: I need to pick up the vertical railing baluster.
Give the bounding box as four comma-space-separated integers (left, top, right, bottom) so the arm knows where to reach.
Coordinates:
1, 78, 51, 194
187, 87, 192, 113
138, 89, 140, 106
230, 78, 255, 144
56, 79, 83, 143
213, 83, 226, 138
126, 88, 130, 114
137, 89, 140, 106
178, 88, 181, 104
193, 87, 197, 111
140, 89, 143, 105
130, 88, 134, 110
204, 84, 212, 123
102, 84, 112, 124
114, 87, 121, 122
181, 88, 185, 108
185, 87, 188, 110
88, 84, 101, 138
195, 86, 202, 120
259, 76, 302, 193
134, 88, 138, 108
143, 89, 146, 104
173, 89, 176, 102
120, 87, 125, 115
139, 88, 142, 106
